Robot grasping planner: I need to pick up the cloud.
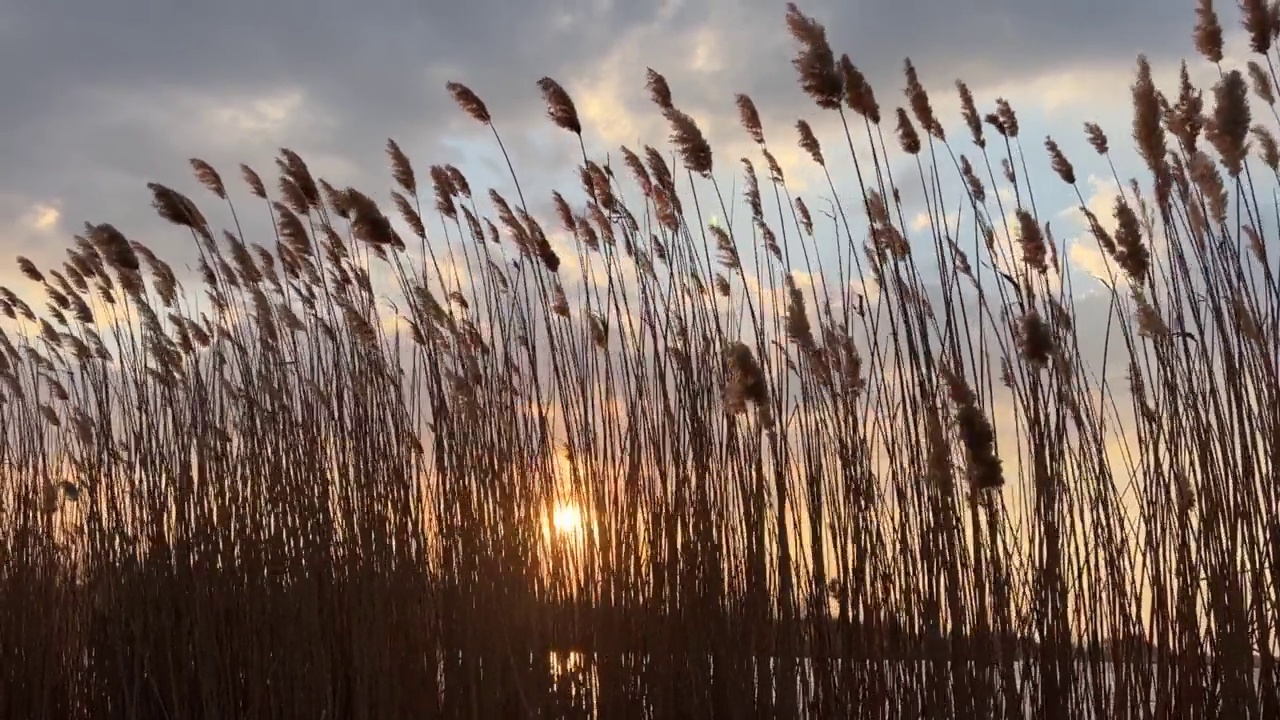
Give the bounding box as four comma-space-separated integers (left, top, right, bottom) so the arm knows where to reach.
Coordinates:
0, 0, 1207, 235
19, 202, 61, 234
1057, 175, 1121, 288
1068, 241, 1113, 285
0, 195, 67, 286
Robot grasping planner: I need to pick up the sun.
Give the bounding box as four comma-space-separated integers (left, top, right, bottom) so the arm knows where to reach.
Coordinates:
552, 504, 583, 535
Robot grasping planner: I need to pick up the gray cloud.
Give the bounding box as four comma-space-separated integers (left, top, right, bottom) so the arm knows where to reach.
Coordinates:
0, 0, 1205, 276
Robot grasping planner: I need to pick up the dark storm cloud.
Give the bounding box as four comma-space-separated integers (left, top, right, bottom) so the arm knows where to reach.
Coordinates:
0, 0, 1204, 269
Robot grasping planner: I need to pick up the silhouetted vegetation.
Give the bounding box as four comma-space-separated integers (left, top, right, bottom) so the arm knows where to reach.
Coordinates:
1, 1, 1278, 717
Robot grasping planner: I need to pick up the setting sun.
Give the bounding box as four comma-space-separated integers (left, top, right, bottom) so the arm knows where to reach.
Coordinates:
551, 504, 582, 535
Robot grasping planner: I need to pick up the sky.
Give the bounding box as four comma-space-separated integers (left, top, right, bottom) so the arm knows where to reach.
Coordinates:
0, 0, 1228, 273
0, 0, 1264, 413
1, 0, 1272, 611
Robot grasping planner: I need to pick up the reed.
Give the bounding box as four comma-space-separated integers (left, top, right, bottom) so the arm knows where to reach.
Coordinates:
1, 2, 1278, 718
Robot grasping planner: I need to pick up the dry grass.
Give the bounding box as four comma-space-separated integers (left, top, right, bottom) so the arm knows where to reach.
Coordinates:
1, 3, 1279, 718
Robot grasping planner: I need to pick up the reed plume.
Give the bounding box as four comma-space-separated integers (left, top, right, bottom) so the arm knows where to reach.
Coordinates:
446, 81, 492, 124
664, 107, 713, 177
904, 58, 944, 140
736, 93, 767, 144
1195, 0, 1225, 62
646, 68, 674, 111
839, 55, 881, 123
785, 2, 843, 110
1207, 69, 1252, 176
538, 77, 582, 135
796, 120, 824, 165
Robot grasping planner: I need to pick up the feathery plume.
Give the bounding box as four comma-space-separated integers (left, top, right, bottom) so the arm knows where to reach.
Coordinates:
796, 120, 824, 165
1252, 124, 1280, 170
1167, 62, 1205, 157
995, 99, 1019, 138
942, 367, 1004, 490
1207, 69, 1252, 176
345, 189, 403, 249
839, 54, 880, 123
148, 183, 211, 240
960, 155, 986, 203
1018, 310, 1054, 366
1016, 210, 1049, 274
904, 58, 944, 140
1113, 197, 1150, 284
1132, 56, 1169, 178
736, 94, 766, 144
795, 196, 813, 235
1243, 0, 1273, 53
784, 275, 816, 353
392, 191, 426, 240
1084, 122, 1110, 154
552, 191, 576, 232
646, 68, 674, 110
429, 165, 458, 220
445, 165, 471, 199
724, 341, 772, 427
386, 139, 417, 195
240, 164, 267, 198
1189, 150, 1230, 225
189, 158, 226, 199
521, 210, 561, 273
551, 283, 570, 318
1044, 137, 1076, 184
446, 82, 492, 124
88, 224, 140, 274
762, 148, 785, 183
957, 80, 984, 147
1194, 0, 1225, 63
742, 159, 763, 222
277, 148, 319, 209
277, 175, 310, 215
538, 77, 582, 135
17, 257, 44, 284
1248, 61, 1275, 105
620, 146, 653, 195
786, 3, 843, 110
665, 107, 714, 176
895, 108, 921, 154
274, 203, 313, 256
709, 225, 740, 269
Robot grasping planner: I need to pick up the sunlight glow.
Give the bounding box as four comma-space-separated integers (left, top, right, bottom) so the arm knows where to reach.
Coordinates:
552, 504, 582, 535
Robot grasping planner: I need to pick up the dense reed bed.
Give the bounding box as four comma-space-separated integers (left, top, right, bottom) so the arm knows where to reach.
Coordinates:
2, 1, 1278, 717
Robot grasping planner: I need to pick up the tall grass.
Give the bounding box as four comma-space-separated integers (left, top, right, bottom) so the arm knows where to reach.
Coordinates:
1, 1, 1278, 717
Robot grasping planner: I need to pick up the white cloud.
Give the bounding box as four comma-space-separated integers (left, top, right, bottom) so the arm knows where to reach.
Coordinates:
1067, 240, 1113, 285
19, 202, 60, 234
1058, 174, 1121, 288
910, 210, 959, 233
